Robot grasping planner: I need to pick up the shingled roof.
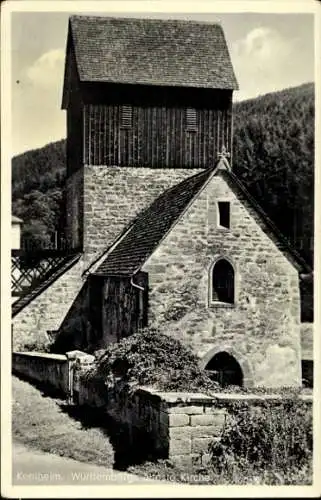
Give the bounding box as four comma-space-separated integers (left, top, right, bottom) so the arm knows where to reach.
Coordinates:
68, 15, 238, 89
93, 165, 311, 277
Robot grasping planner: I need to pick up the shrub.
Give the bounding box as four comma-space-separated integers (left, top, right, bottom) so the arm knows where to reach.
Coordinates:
209, 399, 313, 484
84, 327, 219, 393
83, 328, 312, 397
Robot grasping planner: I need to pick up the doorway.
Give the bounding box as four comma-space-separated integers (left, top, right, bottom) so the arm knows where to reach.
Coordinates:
205, 351, 243, 387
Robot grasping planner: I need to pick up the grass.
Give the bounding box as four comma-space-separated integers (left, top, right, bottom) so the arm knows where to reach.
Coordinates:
12, 375, 313, 485
127, 459, 313, 485
12, 375, 114, 468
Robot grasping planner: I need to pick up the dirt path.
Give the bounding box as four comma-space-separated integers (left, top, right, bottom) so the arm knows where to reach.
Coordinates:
12, 376, 167, 485
12, 442, 165, 485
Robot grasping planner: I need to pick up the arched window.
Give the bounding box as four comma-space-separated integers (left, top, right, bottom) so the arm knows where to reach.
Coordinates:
211, 259, 235, 304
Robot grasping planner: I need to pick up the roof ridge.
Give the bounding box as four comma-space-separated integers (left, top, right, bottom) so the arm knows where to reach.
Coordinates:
69, 15, 223, 27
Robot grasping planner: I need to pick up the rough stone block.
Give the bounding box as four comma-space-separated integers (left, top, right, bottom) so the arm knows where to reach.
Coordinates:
191, 424, 224, 438
169, 426, 192, 440
168, 405, 205, 415
190, 414, 218, 426
169, 437, 192, 456
168, 413, 189, 427
204, 408, 226, 422
192, 437, 214, 453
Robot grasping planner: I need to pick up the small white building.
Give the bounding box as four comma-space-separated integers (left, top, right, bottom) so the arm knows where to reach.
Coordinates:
12, 215, 23, 250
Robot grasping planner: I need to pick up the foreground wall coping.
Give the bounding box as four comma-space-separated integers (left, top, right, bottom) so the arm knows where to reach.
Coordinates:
65, 350, 91, 360
137, 386, 312, 404
13, 351, 67, 362
137, 387, 216, 405
211, 392, 313, 402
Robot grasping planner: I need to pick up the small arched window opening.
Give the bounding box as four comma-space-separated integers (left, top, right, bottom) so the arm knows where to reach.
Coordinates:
212, 259, 235, 304
205, 351, 243, 387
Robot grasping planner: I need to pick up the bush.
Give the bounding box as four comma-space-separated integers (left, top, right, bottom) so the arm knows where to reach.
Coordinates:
84, 328, 312, 397
84, 327, 219, 393
209, 399, 313, 484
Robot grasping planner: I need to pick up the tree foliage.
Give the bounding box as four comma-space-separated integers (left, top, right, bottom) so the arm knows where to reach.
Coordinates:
233, 83, 314, 265
12, 140, 66, 248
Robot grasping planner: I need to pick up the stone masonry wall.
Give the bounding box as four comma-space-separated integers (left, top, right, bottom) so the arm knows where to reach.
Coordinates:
76, 379, 226, 466
142, 171, 302, 387
83, 167, 202, 260
12, 258, 86, 351
12, 351, 312, 468
14, 167, 201, 350
12, 352, 70, 394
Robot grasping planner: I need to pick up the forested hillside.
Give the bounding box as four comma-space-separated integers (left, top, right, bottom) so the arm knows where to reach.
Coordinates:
12, 140, 66, 247
12, 83, 314, 266
233, 83, 314, 266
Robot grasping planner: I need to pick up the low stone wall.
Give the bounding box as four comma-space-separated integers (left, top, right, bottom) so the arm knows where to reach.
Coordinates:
75, 377, 225, 466
135, 389, 226, 467
12, 350, 313, 468
12, 352, 70, 395
12, 350, 94, 397
76, 378, 312, 467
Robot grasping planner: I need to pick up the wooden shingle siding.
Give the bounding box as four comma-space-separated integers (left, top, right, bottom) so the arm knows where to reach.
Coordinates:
83, 100, 232, 168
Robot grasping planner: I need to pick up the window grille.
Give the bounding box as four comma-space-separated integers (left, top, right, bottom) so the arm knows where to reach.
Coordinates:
120, 105, 132, 128
186, 108, 197, 131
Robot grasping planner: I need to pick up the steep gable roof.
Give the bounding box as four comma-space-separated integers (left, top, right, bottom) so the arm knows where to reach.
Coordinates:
94, 165, 311, 277
68, 15, 238, 90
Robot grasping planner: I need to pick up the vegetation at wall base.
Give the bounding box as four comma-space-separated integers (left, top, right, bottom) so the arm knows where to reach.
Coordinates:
208, 398, 312, 485
82, 328, 312, 485
128, 398, 312, 485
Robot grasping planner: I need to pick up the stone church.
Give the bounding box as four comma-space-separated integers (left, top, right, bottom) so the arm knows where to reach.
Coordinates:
12, 15, 313, 388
